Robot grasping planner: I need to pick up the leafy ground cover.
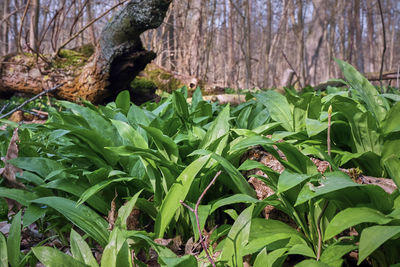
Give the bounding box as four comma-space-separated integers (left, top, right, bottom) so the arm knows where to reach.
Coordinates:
1, 60, 400, 266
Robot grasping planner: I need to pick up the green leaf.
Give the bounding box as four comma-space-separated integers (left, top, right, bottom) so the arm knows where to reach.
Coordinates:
77, 177, 136, 207
111, 120, 148, 149
155, 154, 210, 237
220, 204, 254, 267
8, 157, 63, 178
253, 248, 268, 267
101, 228, 131, 267
0, 233, 7, 267
116, 189, 143, 229
336, 59, 387, 123
358, 226, 400, 264
384, 156, 400, 189
142, 126, 179, 163
277, 170, 313, 193
295, 259, 330, 267
382, 101, 400, 134
320, 243, 357, 267
256, 90, 293, 131
7, 211, 21, 267
115, 90, 130, 116
70, 229, 99, 267
33, 197, 109, 247
173, 90, 189, 120
0, 187, 37, 206
210, 194, 259, 213
324, 207, 392, 241
33, 246, 88, 267
23, 204, 46, 227
295, 172, 361, 206
306, 118, 327, 137
199, 105, 230, 150
230, 135, 273, 154
190, 87, 203, 111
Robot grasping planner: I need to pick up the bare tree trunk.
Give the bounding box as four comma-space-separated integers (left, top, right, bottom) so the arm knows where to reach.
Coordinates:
1, 0, 173, 104
367, 0, 375, 72
29, 0, 39, 51
86, 0, 96, 46
263, 0, 272, 88
355, 0, 364, 72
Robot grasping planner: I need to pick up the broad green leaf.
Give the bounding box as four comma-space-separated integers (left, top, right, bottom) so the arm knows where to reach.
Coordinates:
220, 205, 254, 267
0, 187, 37, 206
381, 93, 400, 102
236, 106, 252, 129
295, 259, 330, 267
117, 189, 143, 229
384, 156, 400, 189
173, 91, 189, 120
77, 177, 136, 207
277, 170, 313, 193
358, 226, 400, 264
274, 142, 318, 174
210, 194, 259, 213
115, 90, 130, 115
44, 179, 109, 214
23, 204, 46, 227
288, 244, 316, 258
33, 197, 109, 247
256, 90, 293, 131
33, 246, 88, 267
155, 155, 210, 237
8, 157, 63, 178
336, 59, 387, 123
382, 102, 400, 134
70, 229, 99, 267
7, 211, 21, 267
331, 96, 382, 154
0, 233, 7, 267
160, 254, 197, 267
253, 248, 268, 267
320, 244, 357, 267
190, 150, 256, 197
306, 118, 327, 137
229, 135, 273, 154
324, 207, 392, 241
101, 228, 131, 267
142, 126, 179, 163
111, 120, 148, 149
127, 103, 151, 127
190, 87, 203, 111
199, 105, 230, 150
295, 172, 361, 206
245, 218, 303, 255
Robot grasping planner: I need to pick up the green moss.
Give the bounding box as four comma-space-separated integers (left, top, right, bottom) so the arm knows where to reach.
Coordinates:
130, 77, 157, 95
74, 44, 95, 58
53, 49, 88, 69
142, 65, 184, 93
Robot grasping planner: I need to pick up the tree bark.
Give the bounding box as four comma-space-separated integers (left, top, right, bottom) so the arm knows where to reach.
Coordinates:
0, 0, 172, 104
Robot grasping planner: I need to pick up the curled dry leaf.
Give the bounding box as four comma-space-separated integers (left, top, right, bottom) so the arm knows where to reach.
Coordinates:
0, 127, 24, 188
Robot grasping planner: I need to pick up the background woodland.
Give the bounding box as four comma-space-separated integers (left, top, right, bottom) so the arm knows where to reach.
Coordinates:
1, 0, 399, 90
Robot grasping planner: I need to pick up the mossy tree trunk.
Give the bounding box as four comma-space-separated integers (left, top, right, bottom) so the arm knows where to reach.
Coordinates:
0, 0, 172, 104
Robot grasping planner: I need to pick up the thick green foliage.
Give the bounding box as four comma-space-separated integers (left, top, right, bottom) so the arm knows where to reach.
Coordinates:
1, 61, 400, 266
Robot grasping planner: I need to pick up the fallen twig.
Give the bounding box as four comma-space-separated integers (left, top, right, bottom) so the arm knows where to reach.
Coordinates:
0, 83, 63, 119
180, 171, 222, 267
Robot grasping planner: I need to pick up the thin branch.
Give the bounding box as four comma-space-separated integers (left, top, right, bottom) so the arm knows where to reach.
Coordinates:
377, 0, 386, 93
17, 0, 31, 53
282, 50, 303, 88
54, 0, 129, 56
0, 83, 64, 119
181, 171, 222, 267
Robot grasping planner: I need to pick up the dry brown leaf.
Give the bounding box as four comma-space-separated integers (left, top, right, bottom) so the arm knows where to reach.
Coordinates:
0, 128, 24, 188
107, 190, 118, 230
